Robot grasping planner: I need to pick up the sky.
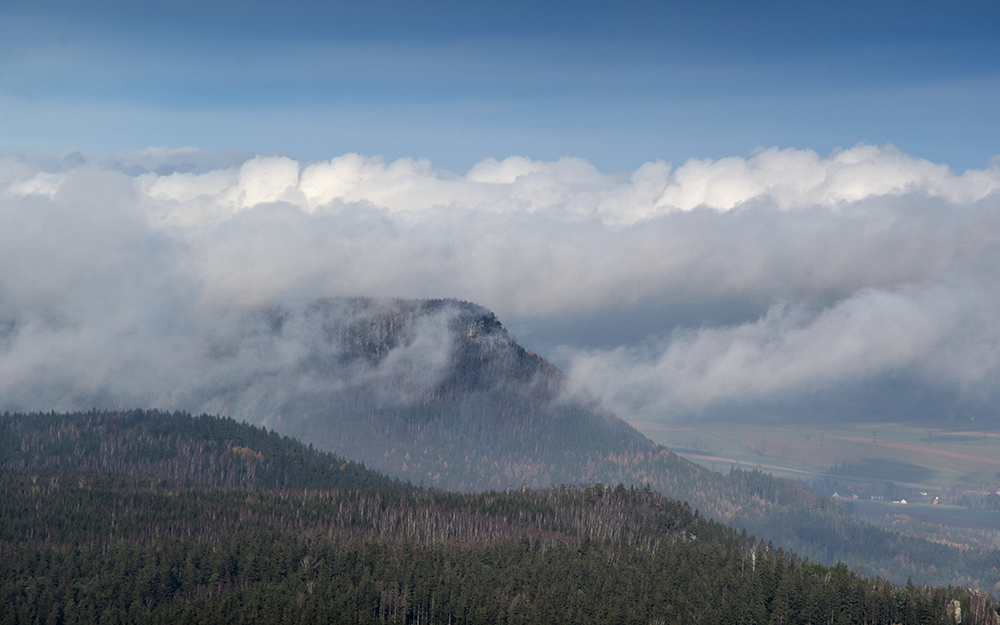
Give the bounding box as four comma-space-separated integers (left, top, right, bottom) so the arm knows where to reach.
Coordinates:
1, 1, 1000, 426
2, 1, 999, 172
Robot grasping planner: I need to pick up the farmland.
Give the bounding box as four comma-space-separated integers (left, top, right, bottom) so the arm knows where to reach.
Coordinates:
632, 420, 1000, 549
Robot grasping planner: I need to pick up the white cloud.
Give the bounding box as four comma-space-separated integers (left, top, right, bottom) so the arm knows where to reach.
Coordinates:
5, 172, 68, 199
122, 145, 1000, 231
2, 145, 1000, 423
650, 145, 1000, 214
560, 282, 1000, 418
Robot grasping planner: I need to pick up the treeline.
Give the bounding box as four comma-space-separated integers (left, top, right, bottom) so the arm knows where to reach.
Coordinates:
3, 469, 997, 625
0, 410, 407, 493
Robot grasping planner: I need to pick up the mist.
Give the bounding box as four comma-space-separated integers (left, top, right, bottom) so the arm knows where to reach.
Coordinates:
2, 145, 999, 425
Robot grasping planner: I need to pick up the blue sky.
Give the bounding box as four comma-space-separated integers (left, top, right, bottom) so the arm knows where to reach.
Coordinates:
3, 0, 998, 172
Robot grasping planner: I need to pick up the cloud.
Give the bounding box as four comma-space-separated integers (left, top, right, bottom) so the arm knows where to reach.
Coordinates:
129, 145, 1000, 227
560, 281, 1000, 419
1, 145, 1000, 424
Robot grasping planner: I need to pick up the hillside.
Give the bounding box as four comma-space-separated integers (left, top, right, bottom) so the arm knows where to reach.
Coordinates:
183, 296, 998, 590
0, 410, 406, 493
175, 296, 680, 491
2, 300, 998, 590
4, 463, 998, 624
3, 408, 1000, 592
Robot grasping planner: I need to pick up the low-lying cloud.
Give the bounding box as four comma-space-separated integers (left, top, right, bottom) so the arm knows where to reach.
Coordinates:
2, 145, 1000, 424
562, 282, 1000, 418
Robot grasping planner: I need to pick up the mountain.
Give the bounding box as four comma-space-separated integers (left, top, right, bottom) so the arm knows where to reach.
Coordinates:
3, 420, 998, 624
256, 297, 683, 491
3, 291, 999, 591
264, 298, 1000, 590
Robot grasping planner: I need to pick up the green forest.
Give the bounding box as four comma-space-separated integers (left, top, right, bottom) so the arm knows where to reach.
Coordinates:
4, 409, 999, 590
2, 411, 999, 624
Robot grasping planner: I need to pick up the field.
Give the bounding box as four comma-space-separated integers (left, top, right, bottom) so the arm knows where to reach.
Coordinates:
632, 420, 1000, 485
632, 419, 1000, 546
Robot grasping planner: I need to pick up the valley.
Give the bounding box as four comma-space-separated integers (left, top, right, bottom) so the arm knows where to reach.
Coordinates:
634, 420, 1000, 550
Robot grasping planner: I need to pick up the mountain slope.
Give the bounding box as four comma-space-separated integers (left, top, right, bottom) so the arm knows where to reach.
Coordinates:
210, 296, 673, 491
221, 297, 998, 590
4, 297, 998, 590
4, 465, 997, 625
0, 409, 406, 492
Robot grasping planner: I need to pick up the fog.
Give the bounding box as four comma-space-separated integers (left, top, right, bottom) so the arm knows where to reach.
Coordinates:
2, 145, 999, 424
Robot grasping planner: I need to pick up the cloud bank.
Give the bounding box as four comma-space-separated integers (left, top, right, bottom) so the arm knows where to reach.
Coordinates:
2, 145, 1000, 424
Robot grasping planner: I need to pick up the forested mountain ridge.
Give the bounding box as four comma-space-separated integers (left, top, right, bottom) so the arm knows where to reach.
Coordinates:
4, 409, 1000, 592
217, 296, 661, 491
0, 410, 406, 492
3, 464, 998, 625
1, 298, 997, 592
209, 296, 1000, 590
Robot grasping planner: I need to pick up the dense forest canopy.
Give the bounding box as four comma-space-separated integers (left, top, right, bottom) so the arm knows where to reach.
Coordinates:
3, 465, 998, 625
1, 296, 999, 617
1, 409, 999, 625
